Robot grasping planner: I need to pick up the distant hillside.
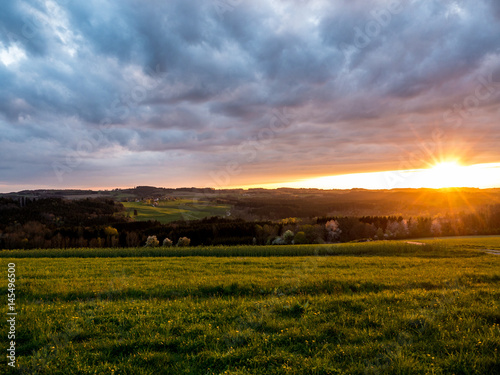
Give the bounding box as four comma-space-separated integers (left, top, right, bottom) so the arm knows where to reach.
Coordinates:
1, 189, 499, 250
2, 186, 500, 218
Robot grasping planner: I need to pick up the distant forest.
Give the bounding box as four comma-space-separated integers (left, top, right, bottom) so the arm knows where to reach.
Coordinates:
1, 189, 499, 249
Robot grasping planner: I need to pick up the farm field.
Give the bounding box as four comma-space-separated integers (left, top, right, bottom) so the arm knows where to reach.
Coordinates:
417, 235, 500, 250
2, 238, 500, 374
122, 199, 231, 223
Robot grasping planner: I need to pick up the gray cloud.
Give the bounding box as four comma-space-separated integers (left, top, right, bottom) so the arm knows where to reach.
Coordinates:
0, 0, 499, 191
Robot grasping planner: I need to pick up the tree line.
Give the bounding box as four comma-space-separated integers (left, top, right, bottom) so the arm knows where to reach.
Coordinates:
0, 198, 499, 249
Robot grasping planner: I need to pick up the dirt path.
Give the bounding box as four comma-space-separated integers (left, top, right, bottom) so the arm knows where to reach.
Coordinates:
481, 249, 500, 256
406, 241, 426, 246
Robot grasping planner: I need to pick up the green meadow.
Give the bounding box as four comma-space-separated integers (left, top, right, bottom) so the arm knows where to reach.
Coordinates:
2, 238, 500, 374
122, 199, 230, 223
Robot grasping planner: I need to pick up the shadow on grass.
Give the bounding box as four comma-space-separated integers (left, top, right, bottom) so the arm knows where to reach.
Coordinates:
16, 277, 485, 303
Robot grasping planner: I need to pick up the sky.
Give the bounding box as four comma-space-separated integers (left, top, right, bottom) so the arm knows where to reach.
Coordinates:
1, 0, 500, 192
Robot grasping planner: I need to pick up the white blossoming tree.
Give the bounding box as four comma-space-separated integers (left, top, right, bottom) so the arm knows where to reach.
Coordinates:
325, 220, 342, 242
145, 235, 159, 247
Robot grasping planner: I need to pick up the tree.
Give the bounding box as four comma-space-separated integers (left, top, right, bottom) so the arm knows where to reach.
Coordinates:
431, 219, 442, 236
408, 218, 420, 237
126, 232, 140, 247
375, 227, 385, 240
282, 230, 294, 244
300, 224, 322, 244
104, 226, 118, 237
399, 219, 409, 237
272, 236, 285, 245
177, 237, 190, 247
262, 224, 279, 244
145, 235, 159, 247
294, 231, 307, 244
104, 226, 119, 247
281, 217, 300, 225
163, 237, 173, 247
325, 220, 341, 242
386, 220, 409, 239
385, 220, 399, 238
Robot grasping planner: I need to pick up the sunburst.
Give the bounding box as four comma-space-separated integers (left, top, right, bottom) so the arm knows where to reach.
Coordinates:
422, 161, 464, 189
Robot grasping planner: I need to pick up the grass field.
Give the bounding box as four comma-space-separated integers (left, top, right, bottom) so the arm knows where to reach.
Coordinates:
417, 236, 500, 251
122, 199, 230, 223
2, 237, 500, 374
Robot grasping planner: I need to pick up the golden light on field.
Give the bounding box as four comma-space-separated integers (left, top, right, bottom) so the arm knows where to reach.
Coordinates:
239, 162, 500, 190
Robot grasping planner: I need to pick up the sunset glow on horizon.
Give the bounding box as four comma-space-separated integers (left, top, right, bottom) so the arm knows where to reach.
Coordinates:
236, 162, 500, 191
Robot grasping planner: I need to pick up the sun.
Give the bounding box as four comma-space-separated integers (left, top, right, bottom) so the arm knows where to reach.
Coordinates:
422, 160, 465, 189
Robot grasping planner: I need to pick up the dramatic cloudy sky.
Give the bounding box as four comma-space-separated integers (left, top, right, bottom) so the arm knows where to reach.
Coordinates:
1, 0, 500, 191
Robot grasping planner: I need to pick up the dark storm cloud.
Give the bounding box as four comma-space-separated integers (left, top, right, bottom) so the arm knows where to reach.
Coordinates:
1, 0, 500, 190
